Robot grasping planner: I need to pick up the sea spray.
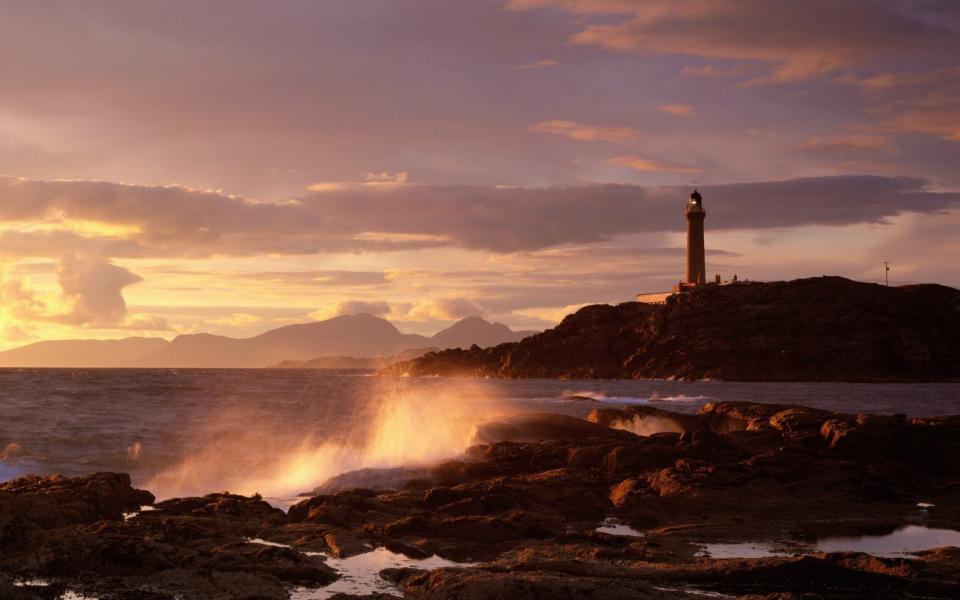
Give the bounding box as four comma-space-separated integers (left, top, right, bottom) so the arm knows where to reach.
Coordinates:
145, 377, 509, 504
608, 414, 686, 436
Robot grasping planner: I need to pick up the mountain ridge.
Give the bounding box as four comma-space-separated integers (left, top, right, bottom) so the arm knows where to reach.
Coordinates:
0, 314, 534, 368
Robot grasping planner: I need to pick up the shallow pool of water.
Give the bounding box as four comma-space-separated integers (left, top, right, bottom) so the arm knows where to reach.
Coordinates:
595, 518, 645, 537
291, 547, 474, 599
698, 525, 960, 559
696, 542, 793, 559
815, 525, 960, 557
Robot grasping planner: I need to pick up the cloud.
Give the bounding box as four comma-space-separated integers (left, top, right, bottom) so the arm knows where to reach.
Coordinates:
56, 254, 142, 325
232, 270, 391, 286
834, 67, 960, 143
0, 174, 958, 257
307, 171, 410, 192
802, 134, 897, 154
0, 253, 160, 329
365, 171, 409, 184
310, 299, 393, 321
868, 83, 960, 142
516, 59, 559, 69
0, 276, 49, 321
508, 0, 960, 84
3, 323, 29, 342
528, 120, 637, 143
607, 155, 703, 173
122, 314, 170, 331
514, 302, 589, 325
681, 64, 750, 79
207, 312, 262, 327
658, 104, 695, 117
0, 229, 145, 259
407, 297, 487, 321
847, 66, 960, 93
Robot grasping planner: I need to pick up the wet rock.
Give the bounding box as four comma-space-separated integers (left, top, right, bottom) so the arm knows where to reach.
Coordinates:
5, 401, 960, 598
95, 568, 294, 600
588, 405, 706, 436
287, 490, 401, 529
155, 492, 285, 525
0, 472, 154, 536
698, 401, 787, 433
383, 539, 432, 559
328, 594, 402, 600
472, 412, 635, 444
389, 566, 683, 599
608, 478, 644, 508
323, 528, 370, 558
767, 407, 835, 440
313, 467, 434, 494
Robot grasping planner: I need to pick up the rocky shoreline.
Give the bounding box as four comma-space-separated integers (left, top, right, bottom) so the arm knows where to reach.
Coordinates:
385, 277, 960, 382
2, 401, 960, 599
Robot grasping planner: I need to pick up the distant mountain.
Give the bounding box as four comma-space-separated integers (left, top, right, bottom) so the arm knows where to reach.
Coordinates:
274, 347, 440, 370
133, 313, 431, 368
0, 337, 168, 368
386, 277, 960, 382
0, 314, 535, 368
431, 316, 537, 350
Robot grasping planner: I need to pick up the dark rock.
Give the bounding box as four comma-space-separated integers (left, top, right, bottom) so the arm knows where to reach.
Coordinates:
472, 412, 635, 443
154, 492, 285, 525
323, 528, 370, 557
390, 566, 682, 599
385, 277, 960, 382
312, 467, 434, 495
0, 472, 154, 537
588, 405, 706, 435
4, 401, 960, 598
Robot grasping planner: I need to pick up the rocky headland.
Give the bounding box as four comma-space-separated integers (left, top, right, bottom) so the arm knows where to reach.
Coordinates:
384, 276, 960, 382
2, 401, 960, 599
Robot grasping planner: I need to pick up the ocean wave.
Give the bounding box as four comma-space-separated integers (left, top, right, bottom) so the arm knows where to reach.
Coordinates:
560, 391, 713, 405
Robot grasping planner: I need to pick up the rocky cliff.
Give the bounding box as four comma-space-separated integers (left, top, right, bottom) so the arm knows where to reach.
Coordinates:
385, 276, 960, 381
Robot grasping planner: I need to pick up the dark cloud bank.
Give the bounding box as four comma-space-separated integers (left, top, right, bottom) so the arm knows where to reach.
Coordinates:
0, 175, 956, 256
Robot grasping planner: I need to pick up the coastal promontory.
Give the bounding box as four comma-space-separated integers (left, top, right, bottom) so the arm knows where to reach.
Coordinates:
385, 276, 960, 382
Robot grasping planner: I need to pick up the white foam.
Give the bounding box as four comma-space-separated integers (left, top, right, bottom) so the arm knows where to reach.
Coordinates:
566, 391, 712, 406
292, 547, 473, 599
595, 518, 645, 537
655, 587, 734, 599
13, 578, 50, 587
609, 415, 685, 436
122, 505, 158, 520
60, 592, 99, 600
247, 537, 293, 548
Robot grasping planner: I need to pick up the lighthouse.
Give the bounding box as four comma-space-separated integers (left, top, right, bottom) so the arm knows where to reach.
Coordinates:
637, 188, 715, 303
685, 189, 706, 285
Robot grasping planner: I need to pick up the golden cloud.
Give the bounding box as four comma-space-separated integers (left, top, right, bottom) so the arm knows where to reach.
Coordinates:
529, 120, 637, 143
607, 155, 703, 173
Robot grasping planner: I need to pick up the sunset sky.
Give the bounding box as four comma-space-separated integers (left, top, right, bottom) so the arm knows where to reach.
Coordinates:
1, 0, 959, 349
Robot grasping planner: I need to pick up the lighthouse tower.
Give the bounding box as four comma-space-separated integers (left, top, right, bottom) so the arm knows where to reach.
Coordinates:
685, 189, 706, 285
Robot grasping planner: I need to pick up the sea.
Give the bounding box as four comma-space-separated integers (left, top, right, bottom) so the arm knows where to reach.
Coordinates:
2, 369, 959, 507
